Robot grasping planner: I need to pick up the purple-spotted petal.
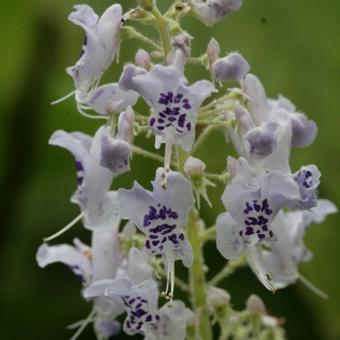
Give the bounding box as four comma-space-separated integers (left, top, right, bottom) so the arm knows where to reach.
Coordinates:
222, 166, 299, 245
118, 168, 193, 266
292, 165, 320, 209
129, 64, 214, 150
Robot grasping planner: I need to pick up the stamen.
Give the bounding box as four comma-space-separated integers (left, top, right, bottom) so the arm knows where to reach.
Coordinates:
77, 104, 109, 120
51, 90, 76, 105
169, 260, 175, 301
43, 212, 84, 242
299, 274, 328, 299
161, 264, 171, 297
69, 309, 95, 340
161, 141, 173, 189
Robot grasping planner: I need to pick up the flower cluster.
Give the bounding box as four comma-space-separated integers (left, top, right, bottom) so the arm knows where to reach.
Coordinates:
37, 1, 336, 339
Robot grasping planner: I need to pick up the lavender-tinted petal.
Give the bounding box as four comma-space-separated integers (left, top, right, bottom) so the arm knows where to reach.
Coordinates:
100, 134, 131, 175
213, 52, 249, 81
291, 114, 317, 147
245, 122, 280, 159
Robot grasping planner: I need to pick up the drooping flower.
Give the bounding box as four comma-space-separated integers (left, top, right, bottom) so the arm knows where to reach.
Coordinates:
118, 168, 194, 298
36, 224, 124, 338
67, 4, 122, 97
246, 199, 337, 291
216, 157, 300, 259
61, 4, 138, 116
119, 61, 215, 157
49, 121, 130, 230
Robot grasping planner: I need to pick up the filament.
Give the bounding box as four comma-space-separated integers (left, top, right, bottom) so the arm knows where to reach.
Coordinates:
51, 90, 76, 105
43, 212, 84, 242
69, 309, 95, 340
299, 274, 328, 299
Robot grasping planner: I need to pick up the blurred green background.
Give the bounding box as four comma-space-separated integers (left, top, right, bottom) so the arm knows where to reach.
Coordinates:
0, 0, 339, 339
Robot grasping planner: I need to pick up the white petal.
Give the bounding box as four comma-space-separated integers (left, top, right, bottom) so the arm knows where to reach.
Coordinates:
36, 243, 91, 283
243, 74, 270, 124
91, 223, 121, 281
127, 248, 154, 284
86, 83, 138, 115
216, 212, 244, 259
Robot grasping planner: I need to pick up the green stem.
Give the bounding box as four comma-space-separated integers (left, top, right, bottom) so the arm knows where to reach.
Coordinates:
152, 7, 172, 62
205, 172, 229, 184
187, 209, 212, 340
122, 26, 162, 51
209, 256, 247, 287
192, 124, 217, 155
132, 145, 165, 163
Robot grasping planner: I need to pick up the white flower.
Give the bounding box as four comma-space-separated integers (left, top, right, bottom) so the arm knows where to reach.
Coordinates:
120, 62, 215, 152
49, 123, 130, 230
118, 168, 194, 298
246, 199, 337, 291
36, 224, 124, 338
216, 157, 300, 259
67, 4, 122, 96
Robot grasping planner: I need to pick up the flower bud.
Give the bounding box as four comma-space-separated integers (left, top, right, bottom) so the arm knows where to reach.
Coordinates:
184, 157, 215, 208
207, 37, 221, 64
135, 49, 151, 70
246, 294, 266, 315
207, 287, 231, 308
172, 32, 193, 59
118, 107, 135, 144
184, 156, 206, 177
212, 52, 249, 81
137, 0, 153, 11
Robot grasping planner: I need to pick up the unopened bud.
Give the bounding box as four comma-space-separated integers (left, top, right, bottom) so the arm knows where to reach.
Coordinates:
137, 0, 153, 11
135, 49, 151, 70
212, 52, 249, 81
207, 38, 220, 63
118, 107, 135, 144
207, 287, 231, 308
184, 156, 206, 177
246, 294, 266, 315
184, 156, 214, 208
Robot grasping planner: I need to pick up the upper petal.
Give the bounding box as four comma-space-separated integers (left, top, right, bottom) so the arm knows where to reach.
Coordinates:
36, 243, 92, 284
